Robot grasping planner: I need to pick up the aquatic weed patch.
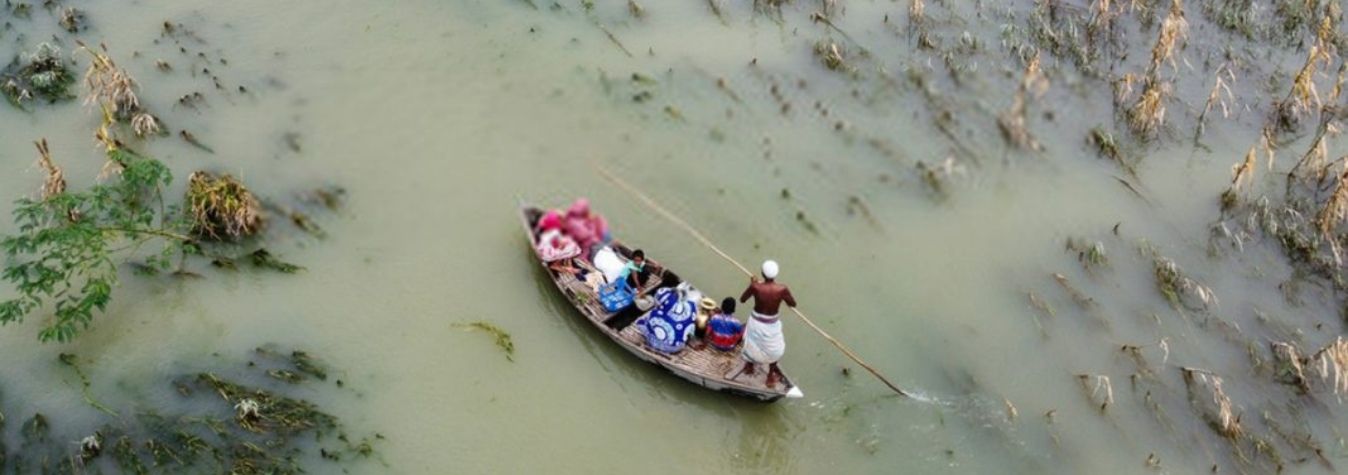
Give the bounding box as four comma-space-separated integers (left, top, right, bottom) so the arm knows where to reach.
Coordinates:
0, 42, 337, 341
187, 171, 264, 241
0, 348, 381, 474
0, 43, 76, 107
0, 134, 321, 341
454, 321, 516, 362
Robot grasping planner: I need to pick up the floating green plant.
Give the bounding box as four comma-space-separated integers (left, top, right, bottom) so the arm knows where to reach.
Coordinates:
1066, 237, 1109, 272
1087, 126, 1133, 175
455, 321, 516, 362
249, 249, 304, 274
59, 353, 117, 416
290, 351, 329, 381
1202, 0, 1259, 38
1152, 256, 1218, 311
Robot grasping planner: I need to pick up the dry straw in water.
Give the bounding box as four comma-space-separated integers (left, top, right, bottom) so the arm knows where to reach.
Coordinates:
1148, 0, 1188, 73
998, 53, 1047, 151
79, 43, 162, 137
1311, 337, 1348, 399
1182, 368, 1243, 439
187, 171, 264, 240
32, 139, 64, 200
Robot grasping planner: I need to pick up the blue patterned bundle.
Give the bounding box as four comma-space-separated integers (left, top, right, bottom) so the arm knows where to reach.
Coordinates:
642, 288, 696, 353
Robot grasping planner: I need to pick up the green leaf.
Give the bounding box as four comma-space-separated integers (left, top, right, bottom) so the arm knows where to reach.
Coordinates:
0, 299, 26, 323
0, 147, 185, 342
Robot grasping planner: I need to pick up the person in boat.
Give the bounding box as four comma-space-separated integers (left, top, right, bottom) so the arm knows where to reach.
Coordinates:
620, 249, 651, 290
733, 260, 796, 389
640, 282, 697, 354
605, 269, 681, 331
534, 210, 581, 274
706, 297, 745, 352
564, 198, 610, 261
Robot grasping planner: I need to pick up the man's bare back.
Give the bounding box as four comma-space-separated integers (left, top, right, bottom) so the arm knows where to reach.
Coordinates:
740, 278, 797, 315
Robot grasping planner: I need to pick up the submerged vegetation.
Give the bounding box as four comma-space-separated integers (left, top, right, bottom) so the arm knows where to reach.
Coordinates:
560, 1, 1348, 467
1151, 256, 1218, 312
2, 0, 1348, 471
187, 171, 264, 240
0, 348, 380, 473
997, 53, 1047, 152
0, 139, 184, 342
0, 43, 76, 107
454, 321, 516, 362
81, 43, 163, 137
586, 0, 1348, 470
0, 43, 326, 342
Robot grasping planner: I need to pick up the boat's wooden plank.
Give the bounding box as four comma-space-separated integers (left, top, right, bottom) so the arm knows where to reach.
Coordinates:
617, 320, 777, 390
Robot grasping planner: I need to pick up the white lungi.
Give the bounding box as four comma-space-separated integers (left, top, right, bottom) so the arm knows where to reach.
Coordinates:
741, 312, 785, 364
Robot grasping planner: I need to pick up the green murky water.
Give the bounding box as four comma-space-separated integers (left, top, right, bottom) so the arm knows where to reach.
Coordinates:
2, 0, 1347, 473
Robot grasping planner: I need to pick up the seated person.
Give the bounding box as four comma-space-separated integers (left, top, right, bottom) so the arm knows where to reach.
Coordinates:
564, 198, 609, 261
604, 270, 680, 331
706, 298, 745, 351
620, 249, 652, 290
534, 210, 581, 274
640, 284, 696, 354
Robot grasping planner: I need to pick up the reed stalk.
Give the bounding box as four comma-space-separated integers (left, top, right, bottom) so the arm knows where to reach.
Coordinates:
32, 139, 64, 201
1149, 0, 1189, 73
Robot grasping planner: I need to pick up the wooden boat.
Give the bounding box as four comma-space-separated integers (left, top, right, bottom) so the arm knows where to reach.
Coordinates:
520, 204, 803, 402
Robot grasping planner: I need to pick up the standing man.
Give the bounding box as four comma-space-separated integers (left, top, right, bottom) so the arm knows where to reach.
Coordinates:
733, 260, 796, 388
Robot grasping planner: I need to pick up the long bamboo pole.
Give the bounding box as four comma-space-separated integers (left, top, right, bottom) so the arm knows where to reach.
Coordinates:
595, 165, 913, 398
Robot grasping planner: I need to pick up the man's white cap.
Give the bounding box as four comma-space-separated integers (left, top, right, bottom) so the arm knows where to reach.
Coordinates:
762, 260, 779, 279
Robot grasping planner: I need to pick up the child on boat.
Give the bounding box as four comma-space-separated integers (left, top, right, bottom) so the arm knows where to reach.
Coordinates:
620, 249, 651, 289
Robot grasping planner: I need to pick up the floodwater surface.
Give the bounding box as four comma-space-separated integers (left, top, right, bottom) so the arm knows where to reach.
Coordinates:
1, 0, 1347, 473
